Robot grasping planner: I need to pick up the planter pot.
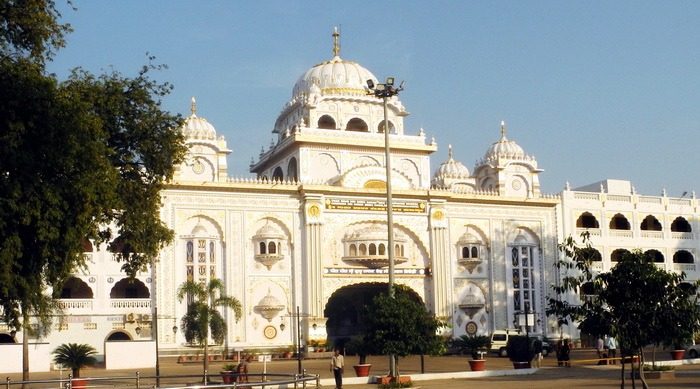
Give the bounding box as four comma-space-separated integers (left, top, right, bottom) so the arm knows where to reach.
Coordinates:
670, 350, 685, 360
512, 361, 531, 369
221, 371, 236, 384
353, 364, 372, 377
377, 375, 411, 385
71, 378, 88, 389
468, 359, 486, 371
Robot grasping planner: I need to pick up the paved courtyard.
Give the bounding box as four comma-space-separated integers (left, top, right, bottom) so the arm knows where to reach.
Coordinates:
5, 348, 700, 388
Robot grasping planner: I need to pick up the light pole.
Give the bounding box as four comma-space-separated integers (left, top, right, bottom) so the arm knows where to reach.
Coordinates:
281, 306, 310, 375
367, 76, 404, 378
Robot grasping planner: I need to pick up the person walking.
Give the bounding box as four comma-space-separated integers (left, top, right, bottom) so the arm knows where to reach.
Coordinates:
605, 336, 618, 364
596, 337, 605, 359
532, 338, 543, 368
330, 348, 345, 389
236, 355, 251, 383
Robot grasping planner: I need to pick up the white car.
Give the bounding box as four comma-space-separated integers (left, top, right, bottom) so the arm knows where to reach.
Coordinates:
687, 344, 700, 359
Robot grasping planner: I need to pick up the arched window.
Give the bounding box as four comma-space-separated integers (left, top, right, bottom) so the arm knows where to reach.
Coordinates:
317, 115, 336, 130
259, 242, 267, 254
60, 277, 94, 299
377, 120, 395, 134
673, 250, 694, 264
378, 243, 386, 255
576, 212, 600, 229
580, 281, 598, 303
349, 244, 357, 256
106, 331, 132, 341
471, 246, 479, 258
359, 244, 367, 256
644, 249, 664, 263
81, 238, 93, 252
369, 243, 377, 255
110, 278, 150, 298
345, 118, 368, 132
272, 167, 284, 181
640, 215, 662, 231
462, 247, 469, 259
671, 217, 692, 232
580, 247, 602, 261
610, 248, 630, 262
268, 242, 277, 254
609, 214, 631, 230
287, 158, 298, 181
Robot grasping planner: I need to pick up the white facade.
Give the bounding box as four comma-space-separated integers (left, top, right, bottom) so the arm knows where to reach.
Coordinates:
2, 32, 698, 366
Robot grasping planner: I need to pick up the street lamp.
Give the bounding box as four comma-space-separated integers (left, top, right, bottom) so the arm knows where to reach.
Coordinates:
281, 306, 311, 375
367, 76, 404, 378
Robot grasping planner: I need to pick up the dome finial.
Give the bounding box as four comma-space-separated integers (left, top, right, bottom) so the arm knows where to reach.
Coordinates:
448, 144, 453, 159
500, 120, 507, 138
190, 97, 197, 116
332, 26, 341, 57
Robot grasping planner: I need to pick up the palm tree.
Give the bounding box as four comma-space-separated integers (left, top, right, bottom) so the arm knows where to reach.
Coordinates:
177, 278, 242, 382
52, 343, 97, 378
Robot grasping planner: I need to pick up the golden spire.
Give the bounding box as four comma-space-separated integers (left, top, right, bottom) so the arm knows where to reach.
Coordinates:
190, 97, 197, 115
500, 120, 507, 138
332, 26, 340, 57
448, 144, 453, 159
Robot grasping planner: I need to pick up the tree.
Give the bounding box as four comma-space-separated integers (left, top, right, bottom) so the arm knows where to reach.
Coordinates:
177, 278, 242, 383
362, 286, 444, 376
51, 343, 97, 378
548, 234, 700, 389
1, 1, 187, 382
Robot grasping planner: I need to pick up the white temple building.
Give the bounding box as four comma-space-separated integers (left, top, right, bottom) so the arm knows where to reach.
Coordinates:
2, 30, 698, 370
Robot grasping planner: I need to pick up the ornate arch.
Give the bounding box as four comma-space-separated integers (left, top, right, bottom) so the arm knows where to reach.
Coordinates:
182, 215, 224, 239
336, 165, 414, 189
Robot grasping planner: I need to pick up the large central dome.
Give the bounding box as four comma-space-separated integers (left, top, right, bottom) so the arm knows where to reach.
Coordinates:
292, 28, 378, 98
292, 56, 378, 98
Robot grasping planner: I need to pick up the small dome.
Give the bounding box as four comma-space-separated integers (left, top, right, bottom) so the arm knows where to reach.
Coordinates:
434, 145, 470, 181
181, 97, 217, 140
254, 222, 285, 240
343, 223, 406, 243
191, 220, 208, 236
482, 121, 526, 161
458, 232, 482, 245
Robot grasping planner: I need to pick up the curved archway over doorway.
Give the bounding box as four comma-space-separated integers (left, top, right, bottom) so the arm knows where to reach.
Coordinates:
323, 283, 422, 345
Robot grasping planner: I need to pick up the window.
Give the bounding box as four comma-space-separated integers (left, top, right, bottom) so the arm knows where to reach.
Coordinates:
272, 167, 284, 181
511, 245, 536, 314
671, 217, 692, 232
644, 249, 664, 263
610, 248, 630, 262
377, 120, 395, 134
287, 158, 298, 181
640, 215, 662, 231
609, 214, 631, 230
673, 250, 694, 264
317, 115, 336, 129
576, 212, 600, 229
580, 247, 602, 261
345, 118, 368, 132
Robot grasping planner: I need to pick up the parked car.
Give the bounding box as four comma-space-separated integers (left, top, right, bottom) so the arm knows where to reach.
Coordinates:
687, 344, 700, 359
490, 329, 521, 357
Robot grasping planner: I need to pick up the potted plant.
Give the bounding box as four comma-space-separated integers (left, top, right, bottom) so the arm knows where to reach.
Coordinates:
220, 363, 237, 384
345, 336, 373, 377
52, 343, 97, 389
666, 333, 692, 361
452, 334, 491, 371
506, 335, 533, 369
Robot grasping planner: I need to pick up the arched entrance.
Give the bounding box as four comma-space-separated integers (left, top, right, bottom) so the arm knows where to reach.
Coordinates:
106, 331, 132, 341
0, 333, 16, 343
323, 283, 422, 345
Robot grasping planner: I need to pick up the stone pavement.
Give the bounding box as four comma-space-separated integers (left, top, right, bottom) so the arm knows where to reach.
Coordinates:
5, 349, 700, 388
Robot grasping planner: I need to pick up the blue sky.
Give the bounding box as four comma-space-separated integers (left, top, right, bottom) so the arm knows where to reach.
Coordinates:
49, 1, 700, 196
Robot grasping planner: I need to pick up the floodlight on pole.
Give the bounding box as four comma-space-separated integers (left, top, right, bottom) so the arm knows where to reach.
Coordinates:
366, 76, 404, 378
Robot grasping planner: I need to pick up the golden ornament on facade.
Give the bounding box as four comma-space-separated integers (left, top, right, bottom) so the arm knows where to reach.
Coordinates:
432, 209, 445, 221
307, 204, 321, 217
